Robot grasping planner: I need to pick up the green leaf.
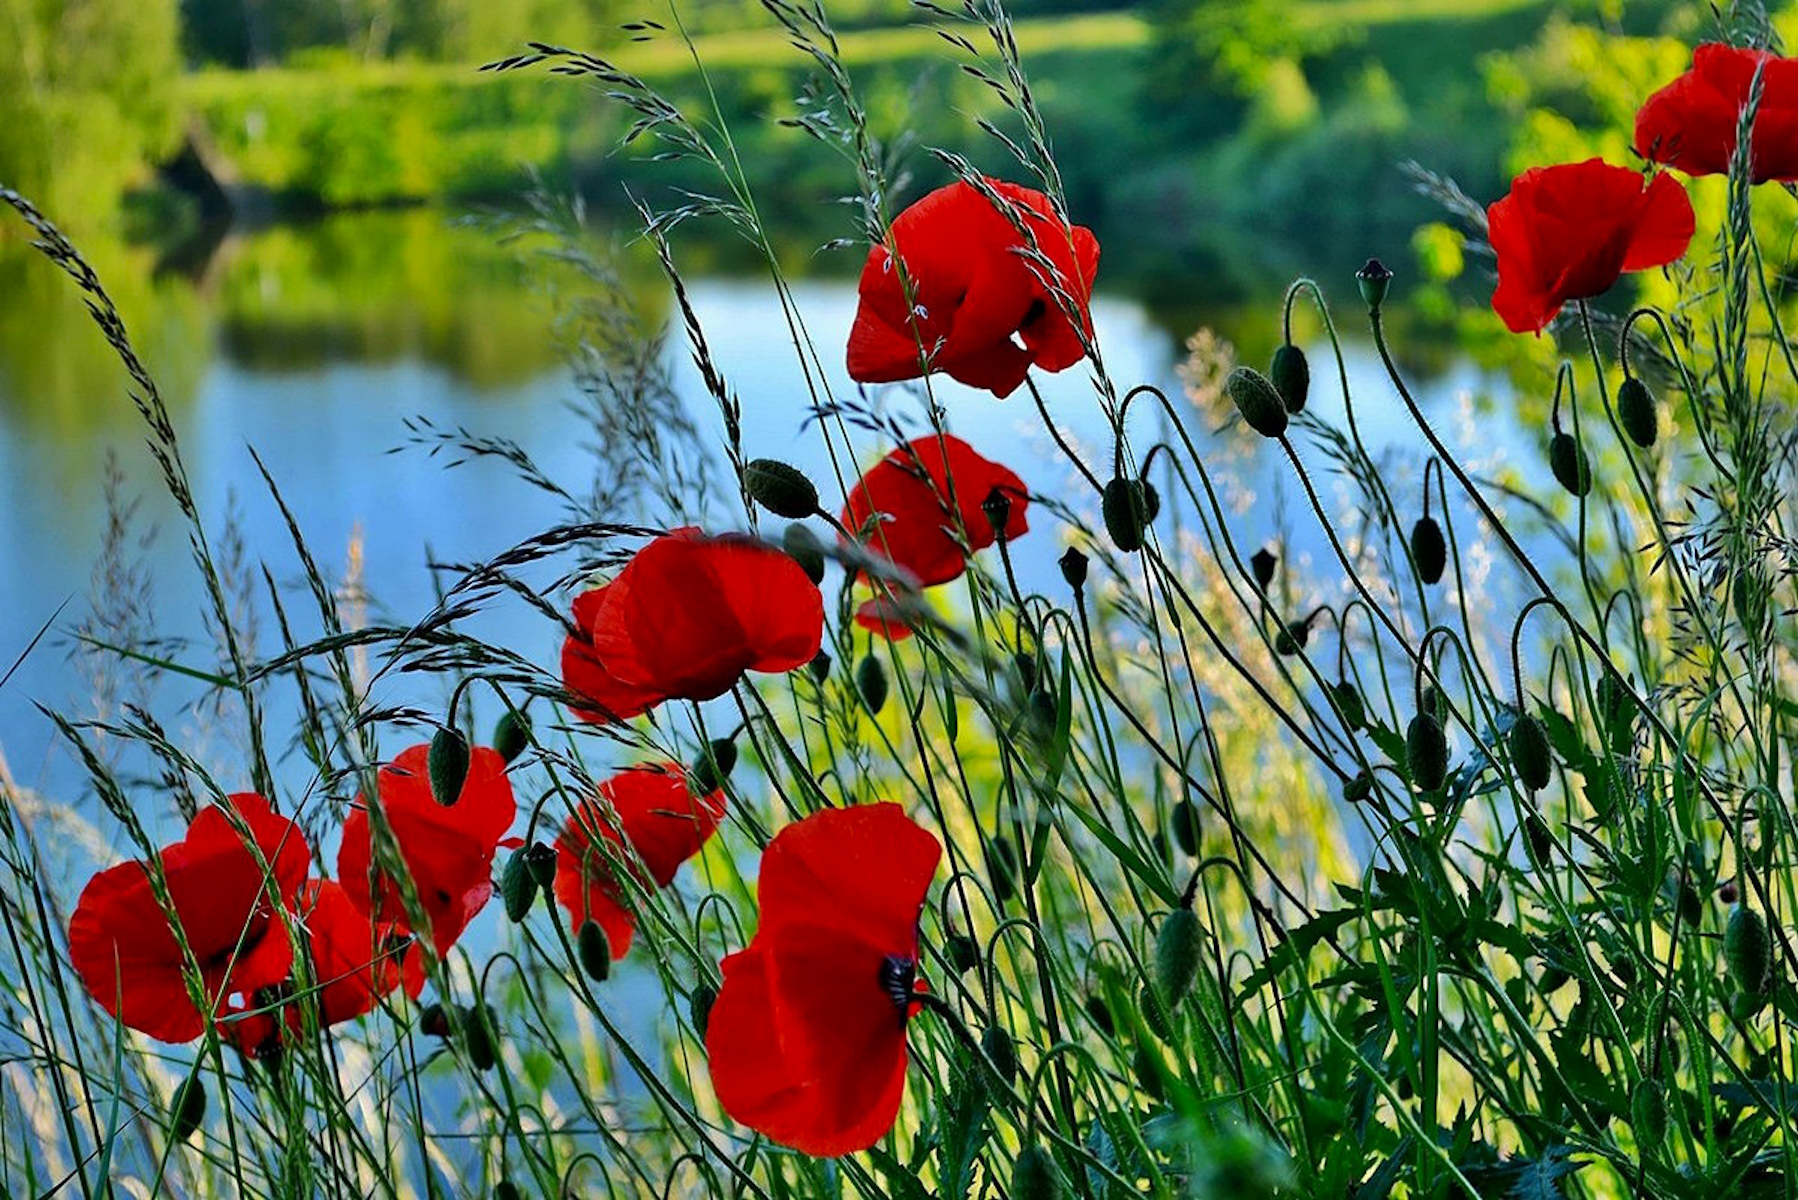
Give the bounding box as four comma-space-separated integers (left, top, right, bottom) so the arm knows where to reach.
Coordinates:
866, 1147, 933, 1200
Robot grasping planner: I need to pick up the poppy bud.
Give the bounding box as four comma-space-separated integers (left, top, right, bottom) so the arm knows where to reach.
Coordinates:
1155, 907, 1202, 1010
981, 487, 1014, 539
1273, 620, 1308, 657
501, 846, 538, 923
744, 458, 820, 519
1102, 477, 1153, 552
1617, 376, 1657, 448
492, 709, 530, 764
524, 840, 558, 890
690, 983, 717, 1037
982, 1025, 1018, 1088
428, 726, 471, 806
1084, 990, 1115, 1037
1169, 797, 1201, 857
1250, 547, 1277, 591
495, 1183, 522, 1200
420, 1003, 452, 1039
1344, 771, 1372, 803
1631, 1078, 1669, 1148
1330, 680, 1365, 731
1012, 1144, 1064, 1200
1509, 714, 1553, 793
460, 1006, 498, 1071
987, 836, 1018, 905
945, 931, 981, 974
1720, 878, 1739, 905
1410, 516, 1447, 585
1725, 904, 1772, 996
1133, 1040, 1166, 1098
577, 919, 611, 983
807, 649, 832, 683
1138, 982, 1172, 1042
1059, 547, 1088, 590
1524, 814, 1554, 866
1270, 343, 1310, 414
1421, 683, 1449, 723
1356, 259, 1393, 311
170, 1073, 206, 1143
1731, 990, 1764, 1021
856, 654, 889, 714
1226, 366, 1289, 438
782, 523, 826, 584
1406, 711, 1449, 792
1548, 432, 1592, 497
688, 738, 738, 796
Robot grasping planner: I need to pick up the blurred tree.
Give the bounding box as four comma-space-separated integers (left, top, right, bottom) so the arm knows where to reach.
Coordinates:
1145, 0, 1335, 142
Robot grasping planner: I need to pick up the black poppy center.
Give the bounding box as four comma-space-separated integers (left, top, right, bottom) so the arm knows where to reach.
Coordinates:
878, 954, 917, 1011
1019, 297, 1047, 330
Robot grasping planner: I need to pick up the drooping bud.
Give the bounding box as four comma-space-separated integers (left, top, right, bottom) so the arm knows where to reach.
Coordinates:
1549, 432, 1592, 497
986, 836, 1018, 905
743, 458, 820, 519
782, 523, 826, 584
1154, 907, 1202, 1010
1330, 680, 1365, 731
429, 726, 471, 806
1012, 1144, 1065, 1200
982, 1025, 1018, 1087
460, 1006, 498, 1071
1226, 366, 1289, 438
1410, 516, 1447, 585
1102, 476, 1153, 552
1631, 1078, 1669, 1148
1169, 798, 1201, 857
1406, 711, 1449, 792
495, 1183, 523, 1200
420, 1003, 453, 1039
1617, 376, 1657, 448
170, 1073, 206, 1143
577, 919, 612, 982
690, 983, 717, 1037
688, 738, 738, 796
1725, 904, 1772, 996
1274, 618, 1309, 657
807, 649, 832, 684
1344, 771, 1372, 803
1509, 714, 1552, 793
856, 654, 889, 714
1270, 343, 1310, 414
1250, 547, 1277, 591
492, 708, 530, 763
1139, 982, 1172, 1042
501, 846, 538, 923
1084, 990, 1115, 1037
945, 931, 981, 974
1731, 990, 1765, 1021
1356, 259, 1393, 311
1524, 815, 1554, 866
1059, 547, 1089, 591
981, 486, 1014, 540
524, 840, 558, 890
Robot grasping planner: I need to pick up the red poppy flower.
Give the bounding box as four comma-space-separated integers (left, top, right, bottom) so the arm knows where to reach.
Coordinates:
337, 744, 516, 996
67, 793, 309, 1044
1636, 44, 1798, 184
1488, 159, 1694, 334
562, 528, 825, 724
553, 765, 727, 959
707, 802, 941, 1156
225, 879, 404, 1057
847, 178, 1099, 399
840, 434, 1029, 591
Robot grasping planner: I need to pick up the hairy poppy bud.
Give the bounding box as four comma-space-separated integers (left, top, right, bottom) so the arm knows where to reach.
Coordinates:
1549, 432, 1591, 497
1226, 366, 1288, 438
429, 726, 470, 806
501, 847, 538, 923
744, 458, 820, 519
1102, 477, 1153, 552
1133, 1040, 1166, 1098
1271, 343, 1310, 414
1155, 907, 1202, 1010
1509, 714, 1553, 793
1357, 258, 1393, 311
1139, 982, 1172, 1042
1013, 1144, 1064, 1200
1421, 683, 1449, 723
1273, 620, 1308, 657
1731, 990, 1764, 1021
946, 931, 981, 974
807, 649, 832, 684
1344, 771, 1372, 803
982, 1025, 1018, 1088
1410, 516, 1447, 585
782, 523, 826, 584
1617, 376, 1657, 448
981, 487, 1014, 539
856, 654, 889, 714
1406, 711, 1448, 792
1726, 904, 1772, 996
1169, 797, 1201, 857
577, 919, 612, 982
689, 738, 738, 796
1251, 547, 1277, 591
690, 982, 717, 1037
1331, 680, 1365, 731
1084, 990, 1115, 1037
1631, 1078, 1669, 1147
987, 836, 1018, 905
492, 709, 530, 764
495, 1183, 522, 1200
170, 1073, 206, 1142
1524, 814, 1554, 866
460, 1006, 498, 1072
420, 1003, 452, 1039
524, 840, 557, 890
1720, 878, 1739, 905
1059, 547, 1088, 590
